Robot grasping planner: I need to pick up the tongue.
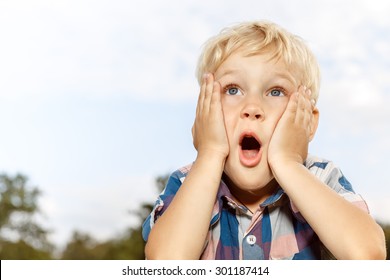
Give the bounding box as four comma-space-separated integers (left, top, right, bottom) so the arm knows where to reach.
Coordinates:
242, 149, 258, 159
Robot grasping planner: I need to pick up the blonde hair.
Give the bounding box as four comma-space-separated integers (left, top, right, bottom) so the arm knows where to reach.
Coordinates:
196, 21, 321, 103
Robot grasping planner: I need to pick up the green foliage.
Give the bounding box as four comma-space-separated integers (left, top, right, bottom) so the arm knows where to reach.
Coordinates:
60, 231, 99, 260
0, 239, 52, 259
0, 173, 53, 259
2, 171, 389, 260
0, 174, 39, 228
59, 175, 168, 259
60, 224, 147, 260
0, 171, 168, 260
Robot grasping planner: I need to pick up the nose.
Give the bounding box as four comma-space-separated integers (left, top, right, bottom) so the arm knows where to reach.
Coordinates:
240, 99, 263, 120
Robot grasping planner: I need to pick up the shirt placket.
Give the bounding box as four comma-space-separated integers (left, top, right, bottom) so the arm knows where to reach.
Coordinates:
240, 207, 265, 259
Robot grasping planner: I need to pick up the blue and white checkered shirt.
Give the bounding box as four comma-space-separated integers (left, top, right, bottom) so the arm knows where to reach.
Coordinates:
142, 155, 369, 259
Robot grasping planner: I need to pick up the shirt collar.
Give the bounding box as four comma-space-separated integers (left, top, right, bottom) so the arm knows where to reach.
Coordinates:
210, 180, 286, 224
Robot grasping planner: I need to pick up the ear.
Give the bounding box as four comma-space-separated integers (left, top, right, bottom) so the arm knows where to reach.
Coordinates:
309, 107, 319, 142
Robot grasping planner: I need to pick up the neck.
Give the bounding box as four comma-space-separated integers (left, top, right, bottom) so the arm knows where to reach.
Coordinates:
222, 173, 278, 211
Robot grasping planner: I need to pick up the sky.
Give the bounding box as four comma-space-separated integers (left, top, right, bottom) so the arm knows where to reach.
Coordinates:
0, 0, 389, 248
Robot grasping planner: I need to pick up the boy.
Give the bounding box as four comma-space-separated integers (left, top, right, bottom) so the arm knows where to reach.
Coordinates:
142, 21, 386, 259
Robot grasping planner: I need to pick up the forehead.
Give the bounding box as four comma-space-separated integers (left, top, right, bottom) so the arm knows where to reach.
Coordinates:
215, 49, 302, 84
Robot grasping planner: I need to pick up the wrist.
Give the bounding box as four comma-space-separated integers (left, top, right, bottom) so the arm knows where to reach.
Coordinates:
191, 149, 227, 186
197, 148, 228, 163
269, 155, 305, 176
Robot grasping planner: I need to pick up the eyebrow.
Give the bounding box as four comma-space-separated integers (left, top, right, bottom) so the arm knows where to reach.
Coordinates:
217, 68, 298, 86
215, 68, 240, 80
270, 70, 297, 84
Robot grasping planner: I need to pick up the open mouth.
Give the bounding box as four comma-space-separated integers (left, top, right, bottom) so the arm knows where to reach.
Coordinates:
239, 133, 262, 166
241, 136, 261, 152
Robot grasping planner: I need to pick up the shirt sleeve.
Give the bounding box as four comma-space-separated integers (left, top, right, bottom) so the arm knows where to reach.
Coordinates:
304, 155, 369, 213
301, 155, 371, 259
141, 167, 188, 242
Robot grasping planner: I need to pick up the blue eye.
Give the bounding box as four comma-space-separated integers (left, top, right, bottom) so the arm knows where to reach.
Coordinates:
269, 89, 285, 97
228, 87, 239, 95
224, 84, 242, 95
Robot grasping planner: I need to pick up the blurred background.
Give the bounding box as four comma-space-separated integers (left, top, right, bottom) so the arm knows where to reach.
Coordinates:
0, 0, 389, 259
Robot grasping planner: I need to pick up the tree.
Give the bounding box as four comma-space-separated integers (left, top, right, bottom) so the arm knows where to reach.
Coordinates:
107, 174, 168, 259
60, 231, 99, 259
58, 174, 390, 260
59, 174, 169, 259
0, 173, 53, 259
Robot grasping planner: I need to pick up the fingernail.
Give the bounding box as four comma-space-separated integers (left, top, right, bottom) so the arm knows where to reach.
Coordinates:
203, 73, 209, 81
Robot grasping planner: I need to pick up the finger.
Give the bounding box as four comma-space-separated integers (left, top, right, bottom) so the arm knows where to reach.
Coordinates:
197, 73, 208, 116
295, 86, 307, 124
210, 81, 222, 109
283, 89, 298, 120
303, 89, 313, 120
191, 123, 195, 138
308, 89, 316, 110
301, 88, 314, 137
202, 73, 214, 114
191, 124, 198, 150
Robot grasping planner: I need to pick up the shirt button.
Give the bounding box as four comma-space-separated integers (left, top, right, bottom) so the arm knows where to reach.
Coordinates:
246, 235, 257, 245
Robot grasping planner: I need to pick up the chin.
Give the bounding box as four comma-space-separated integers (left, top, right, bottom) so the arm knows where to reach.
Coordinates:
239, 176, 272, 191
224, 167, 274, 192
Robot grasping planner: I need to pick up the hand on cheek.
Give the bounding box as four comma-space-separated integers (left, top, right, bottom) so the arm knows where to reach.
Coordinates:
192, 73, 230, 159
267, 86, 315, 167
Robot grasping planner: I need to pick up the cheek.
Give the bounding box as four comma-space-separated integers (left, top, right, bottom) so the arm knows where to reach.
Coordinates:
222, 110, 237, 140
265, 95, 288, 108
221, 97, 238, 120
264, 98, 288, 120
221, 100, 241, 143
262, 99, 289, 138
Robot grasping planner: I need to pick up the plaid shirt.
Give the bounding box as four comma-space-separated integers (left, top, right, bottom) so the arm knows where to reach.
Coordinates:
142, 155, 369, 260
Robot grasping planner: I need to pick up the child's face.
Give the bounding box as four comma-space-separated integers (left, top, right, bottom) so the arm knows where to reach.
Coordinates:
215, 49, 302, 194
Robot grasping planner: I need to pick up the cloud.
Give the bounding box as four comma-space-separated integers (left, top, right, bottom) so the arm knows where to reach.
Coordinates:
1, 0, 389, 103
0, 0, 213, 102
